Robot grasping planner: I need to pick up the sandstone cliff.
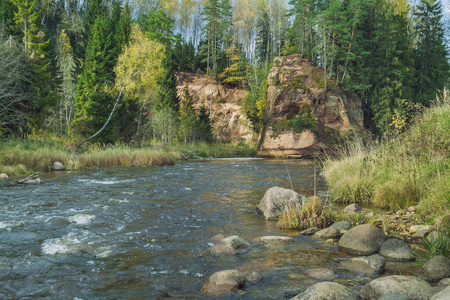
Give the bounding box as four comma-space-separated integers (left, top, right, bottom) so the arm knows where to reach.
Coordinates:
176, 55, 363, 157
258, 55, 363, 157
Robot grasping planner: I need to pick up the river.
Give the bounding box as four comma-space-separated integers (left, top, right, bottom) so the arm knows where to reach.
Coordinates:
0, 159, 416, 299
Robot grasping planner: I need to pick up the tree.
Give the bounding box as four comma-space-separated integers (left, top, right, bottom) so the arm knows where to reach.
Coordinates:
413, 0, 449, 106
179, 83, 197, 144
196, 105, 214, 143
154, 49, 181, 112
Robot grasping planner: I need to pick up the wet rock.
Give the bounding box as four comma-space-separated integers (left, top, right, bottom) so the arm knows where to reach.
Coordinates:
343, 203, 362, 214
284, 289, 300, 299
431, 286, 450, 300
359, 275, 433, 300
340, 254, 386, 275
254, 236, 294, 243
379, 238, 415, 262
209, 235, 251, 255
409, 225, 433, 235
314, 227, 341, 239
243, 271, 263, 284
51, 162, 65, 171
330, 221, 351, 234
304, 268, 335, 281
418, 255, 450, 283
257, 187, 306, 220
338, 224, 386, 255
0, 173, 8, 179
435, 215, 450, 233
290, 282, 357, 300
325, 239, 338, 245
201, 270, 245, 294
377, 294, 412, 300
300, 227, 320, 235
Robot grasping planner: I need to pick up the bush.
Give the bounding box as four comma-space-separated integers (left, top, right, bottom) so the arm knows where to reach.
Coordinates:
277, 197, 333, 230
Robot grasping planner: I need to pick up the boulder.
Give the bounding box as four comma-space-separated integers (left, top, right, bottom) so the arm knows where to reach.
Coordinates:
0, 173, 8, 179
418, 255, 450, 283
431, 286, 450, 300
290, 282, 357, 300
257, 186, 306, 220
209, 235, 251, 255
378, 294, 412, 300
330, 221, 351, 233
343, 203, 362, 214
51, 162, 65, 171
300, 227, 320, 235
201, 270, 245, 294
359, 275, 433, 300
304, 268, 335, 281
379, 238, 415, 262
314, 227, 341, 239
338, 224, 386, 255
254, 236, 294, 243
340, 254, 386, 275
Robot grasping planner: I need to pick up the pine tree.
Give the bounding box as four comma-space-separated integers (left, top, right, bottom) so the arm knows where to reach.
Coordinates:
413, 0, 449, 106
153, 49, 181, 112
179, 83, 197, 144
0, 0, 14, 34
196, 105, 214, 143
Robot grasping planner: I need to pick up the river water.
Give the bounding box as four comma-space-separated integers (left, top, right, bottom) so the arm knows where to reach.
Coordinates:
0, 159, 417, 299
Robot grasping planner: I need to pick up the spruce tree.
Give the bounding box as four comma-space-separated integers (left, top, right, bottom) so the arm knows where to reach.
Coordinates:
179, 83, 197, 144
153, 50, 181, 113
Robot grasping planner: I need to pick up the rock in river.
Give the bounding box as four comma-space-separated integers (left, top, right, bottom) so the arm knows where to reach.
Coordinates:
338, 224, 386, 255
379, 238, 415, 262
359, 275, 433, 300
290, 282, 357, 300
51, 161, 66, 171
257, 186, 306, 220
202, 269, 245, 295
340, 254, 386, 275
209, 235, 251, 255
418, 255, 450, 283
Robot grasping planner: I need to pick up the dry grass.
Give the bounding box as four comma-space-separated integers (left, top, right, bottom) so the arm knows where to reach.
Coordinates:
277, 197, 333, 230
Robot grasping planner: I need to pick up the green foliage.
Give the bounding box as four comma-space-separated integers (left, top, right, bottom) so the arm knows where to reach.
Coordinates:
292, 107, 316, 132
138, 9, 176, 46
277, 197, 333, 230
421, 230, 450, 260
154, 49, 181, 113
196, 105, 214, 143
179, 84, 197, 144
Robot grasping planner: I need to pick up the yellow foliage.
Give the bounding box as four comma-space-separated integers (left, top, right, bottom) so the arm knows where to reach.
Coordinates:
114, 24, 165, 103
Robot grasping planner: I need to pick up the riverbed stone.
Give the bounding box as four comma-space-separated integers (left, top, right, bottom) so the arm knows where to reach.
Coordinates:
330, 221, 351, 233
254, 236, 294, 243
290, 282, 357, 300
243, 271, 263, 284
359, 275, 433, 300
51, 162, 65, 171
343, 203, 362, 214
377, 294, 412, 300
300, 227, 320, 235
201, 270, 245, 294
209, 235, 251, 255
314, 227, 341, 239
338, 224, 386, 255
340, 254, 386, 275
431, 286, 450, 300
0, 173, 8, 179
409, 225, 433, 234
418, 255, 450, 283
257, 187, 306, 220
303, 268, 335, 281
379, 238, 415, 262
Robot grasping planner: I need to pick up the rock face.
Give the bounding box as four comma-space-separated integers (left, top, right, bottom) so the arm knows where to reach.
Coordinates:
340, 254, 386, 275
379, 238, 415, 262
418, 256, 450, 283
201, 270, 245, 294
209, 235, 251, 255
291, 282, 357, 300
258, 55, 363, 158
257, 186, 306, 220
359, 275, 433, 300
338, 224, 386, 255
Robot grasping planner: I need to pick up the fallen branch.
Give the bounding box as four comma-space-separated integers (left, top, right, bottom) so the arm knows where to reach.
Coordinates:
14, 172, 40, 184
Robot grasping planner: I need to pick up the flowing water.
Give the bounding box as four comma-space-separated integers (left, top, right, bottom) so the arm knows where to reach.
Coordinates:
0, 159, 418, 299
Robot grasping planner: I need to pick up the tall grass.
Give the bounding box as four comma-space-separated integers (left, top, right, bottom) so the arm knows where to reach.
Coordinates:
0, 140, 255, 176
322, 90, 450, 221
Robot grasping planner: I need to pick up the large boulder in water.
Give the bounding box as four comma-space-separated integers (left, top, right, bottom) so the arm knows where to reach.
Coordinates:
257, 186, 306, 220
359, 275, 433, 300
338, 224, 386, 255
290, 282, 357, 300
209, 235, 251, 255
201, 270, 245, 294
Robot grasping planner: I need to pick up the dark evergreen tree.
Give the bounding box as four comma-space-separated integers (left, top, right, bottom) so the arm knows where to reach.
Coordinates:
413, 0, 449, 106
0, 0, 14, 34
196, 105, 214, 143
153, 50, 181, 113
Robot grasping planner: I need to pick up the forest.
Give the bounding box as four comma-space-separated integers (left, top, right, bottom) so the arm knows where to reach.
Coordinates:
0, 0, 448, 146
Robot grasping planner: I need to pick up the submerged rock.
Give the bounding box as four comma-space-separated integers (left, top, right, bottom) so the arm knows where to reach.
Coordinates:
418, 255, 450, 283
359, 275, 433, 300
201, 270, 245, 294
304, 268, 335, 281
243, 271, 264, 284
257, 186, 306, 220
290, 282, 357, 300
379, 238, 415, 262
338, 224, 386, 255
254, 236, 294, 243
209, 235, 251, 255
340, 254, 386, 275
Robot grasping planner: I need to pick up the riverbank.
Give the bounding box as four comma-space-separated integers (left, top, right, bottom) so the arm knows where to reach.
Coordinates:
322, 90, 450, 223
0, 140, 256, 176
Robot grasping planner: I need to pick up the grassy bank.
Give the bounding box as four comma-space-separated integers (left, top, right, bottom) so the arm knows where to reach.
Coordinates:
0, 140, 256, 176
322, 91, 450, 222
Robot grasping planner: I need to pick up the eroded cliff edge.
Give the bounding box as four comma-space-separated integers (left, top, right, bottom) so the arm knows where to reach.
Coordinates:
176, 54, 363, 157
